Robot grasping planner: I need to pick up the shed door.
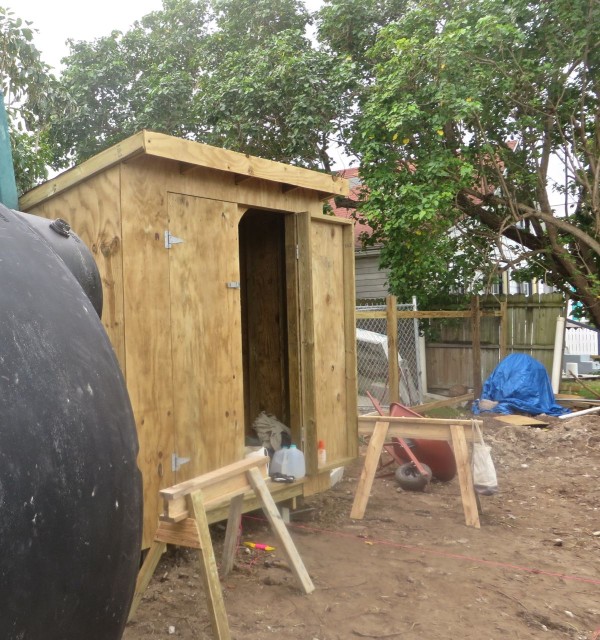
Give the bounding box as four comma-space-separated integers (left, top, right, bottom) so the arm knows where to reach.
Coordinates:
167, 193, 244, 481
297, 212, 358, 473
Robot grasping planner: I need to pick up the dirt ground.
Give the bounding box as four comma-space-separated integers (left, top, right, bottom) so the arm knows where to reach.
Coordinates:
124, 412, 600, 640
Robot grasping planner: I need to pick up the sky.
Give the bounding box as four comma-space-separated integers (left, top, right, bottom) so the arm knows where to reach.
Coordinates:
8, 0, 324, 72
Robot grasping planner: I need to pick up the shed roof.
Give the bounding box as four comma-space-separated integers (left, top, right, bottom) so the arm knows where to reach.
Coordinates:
19, 130, 349, 210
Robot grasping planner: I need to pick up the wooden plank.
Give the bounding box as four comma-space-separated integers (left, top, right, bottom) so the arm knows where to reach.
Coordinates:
154, 518, 203, 549
342, 223, 359, 460
162, 473, 256, 521
161, 456, 268, 501
449, 425, 480, 528
205, 478, 304, 524
144, 131, 348, 196
311, 215, 351, 467
19, 132, 146, 209
24, 167, 127, 370
190, 490, 232, 640
495, 415, 549, 427
499, 299, 508, 360
19, 130, 348, 211
356, 310, 472, 320
121, 159, 176, 549
411, 393, 474, 413
128, 540, 167, 621
471, 296, 482, 400
168, 194, 245, 485
358, 416, 481, 443
350, 420, 389, 519
387, 296, 400, 404
297, 211, 317, 474
247, 467, 315, 594
285, 214, 302, 442
221, 494, 244, 576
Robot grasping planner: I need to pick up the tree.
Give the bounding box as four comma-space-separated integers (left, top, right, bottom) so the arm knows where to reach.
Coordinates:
0, 6, 56, 194
351, 0, 600, 325
48, 0, 211, 165
49, 0, 356, 171
198, 6, 355, 170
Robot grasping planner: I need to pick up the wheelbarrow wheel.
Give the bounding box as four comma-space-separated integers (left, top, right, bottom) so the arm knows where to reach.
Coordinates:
395, 462, 432, 492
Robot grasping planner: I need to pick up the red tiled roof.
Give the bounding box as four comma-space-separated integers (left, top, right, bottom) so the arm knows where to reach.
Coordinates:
330, 168, 374, 248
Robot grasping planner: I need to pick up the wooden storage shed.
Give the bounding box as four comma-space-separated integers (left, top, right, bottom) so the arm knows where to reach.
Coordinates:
20, 131, 358, 547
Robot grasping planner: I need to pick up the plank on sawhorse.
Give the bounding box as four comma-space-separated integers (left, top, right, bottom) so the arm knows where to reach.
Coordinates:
351, 416, 483, 528
128, 456, 313, 640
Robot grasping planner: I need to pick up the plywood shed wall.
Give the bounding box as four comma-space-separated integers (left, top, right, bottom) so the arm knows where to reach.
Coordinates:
20, 131, 358, 548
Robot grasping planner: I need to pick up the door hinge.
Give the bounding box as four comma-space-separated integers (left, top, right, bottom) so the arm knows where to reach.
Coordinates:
172, 453, 190, 472
164, 230, 185, 249
296, 244, 299, 260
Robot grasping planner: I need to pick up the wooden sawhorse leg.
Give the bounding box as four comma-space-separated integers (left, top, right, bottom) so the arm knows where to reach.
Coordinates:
350, 420, 390, 519
449, 424, 480, 529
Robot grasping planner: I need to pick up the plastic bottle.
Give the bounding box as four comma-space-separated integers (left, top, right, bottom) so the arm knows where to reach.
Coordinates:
270, 447, 288, 475
282, 444, 306, 479
317, 440, 327, 467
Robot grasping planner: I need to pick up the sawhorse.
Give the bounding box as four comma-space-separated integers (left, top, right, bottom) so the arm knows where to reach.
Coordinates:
128, 456, 314, 640
351, 416, 483, 528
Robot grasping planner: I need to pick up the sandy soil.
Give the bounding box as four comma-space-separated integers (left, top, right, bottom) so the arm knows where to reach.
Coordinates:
124, 412, 600, 640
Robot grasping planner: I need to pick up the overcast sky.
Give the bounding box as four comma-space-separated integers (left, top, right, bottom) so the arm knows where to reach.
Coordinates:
8, 0, 324, 72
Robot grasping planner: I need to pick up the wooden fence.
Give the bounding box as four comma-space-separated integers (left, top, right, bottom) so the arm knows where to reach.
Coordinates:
425, 294, 565, 393
355, 294, 566, 401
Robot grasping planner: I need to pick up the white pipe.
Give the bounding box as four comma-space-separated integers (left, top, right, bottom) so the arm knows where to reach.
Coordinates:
551, 316, 566, 394
558, 405, 600, 420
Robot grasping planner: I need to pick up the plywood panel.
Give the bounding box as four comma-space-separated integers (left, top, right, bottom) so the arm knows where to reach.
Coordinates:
153, 156, 323, 215
121, 160, 175, 548
25, 167, 126, 369
167, 194, 244, 484
311, 217, 351, 465
285, 214, 302, 439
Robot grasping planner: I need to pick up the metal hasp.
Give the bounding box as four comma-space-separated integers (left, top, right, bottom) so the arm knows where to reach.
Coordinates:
164, 230, 184, 249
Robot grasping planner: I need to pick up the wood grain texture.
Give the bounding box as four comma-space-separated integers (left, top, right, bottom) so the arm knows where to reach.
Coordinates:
167, 194, 245, 486
145, 130, 347, 196
128, 540, 167, 621
24, 167, 126, 368
247, 467, 315, 594
190, 490, 232, 640
449, 424, 480, 528
350, 420, 389, 520
121, 159, 176, 548
19, 130, 348, 211
311, 216, 351, 467
342, 223, 358, 460
19, 132, 146, 210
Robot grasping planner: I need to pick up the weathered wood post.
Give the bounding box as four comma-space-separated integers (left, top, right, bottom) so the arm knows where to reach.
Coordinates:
387, 295, 400, 403
471, 296, 482, 399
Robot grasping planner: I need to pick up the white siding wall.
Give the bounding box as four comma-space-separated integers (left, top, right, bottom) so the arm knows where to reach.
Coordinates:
355, 252, 390, 299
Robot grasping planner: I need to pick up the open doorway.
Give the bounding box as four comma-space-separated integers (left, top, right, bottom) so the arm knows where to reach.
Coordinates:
238, 209, 292, 443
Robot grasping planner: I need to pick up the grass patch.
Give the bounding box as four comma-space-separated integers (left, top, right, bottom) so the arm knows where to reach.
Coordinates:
422, 406, 470, 419
559, 377, 600, 399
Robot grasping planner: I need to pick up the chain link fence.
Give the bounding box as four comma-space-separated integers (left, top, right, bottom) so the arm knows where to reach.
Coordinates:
356, 300, 423, 414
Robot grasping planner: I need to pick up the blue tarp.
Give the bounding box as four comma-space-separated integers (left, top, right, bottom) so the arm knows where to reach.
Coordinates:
473, 353, 569, 416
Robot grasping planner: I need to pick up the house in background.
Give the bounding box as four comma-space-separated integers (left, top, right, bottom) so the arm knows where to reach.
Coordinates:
330, 168, 391, 300
331, 168, 557, 302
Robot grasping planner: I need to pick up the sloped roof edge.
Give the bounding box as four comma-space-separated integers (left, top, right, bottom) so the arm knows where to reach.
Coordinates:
20, 130, 349, 210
